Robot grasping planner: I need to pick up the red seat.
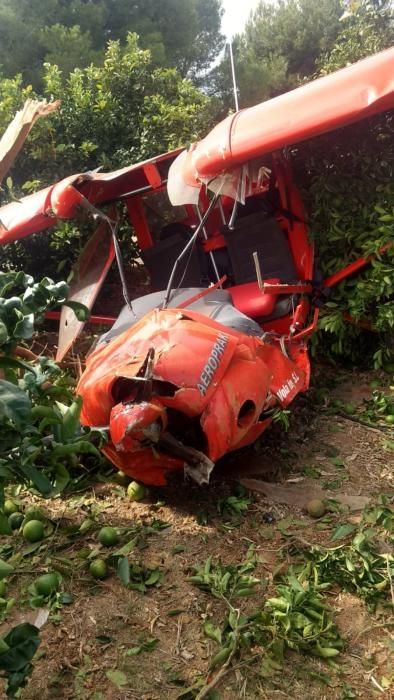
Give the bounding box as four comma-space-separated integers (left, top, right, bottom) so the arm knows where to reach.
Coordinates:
229, 279, 279, 319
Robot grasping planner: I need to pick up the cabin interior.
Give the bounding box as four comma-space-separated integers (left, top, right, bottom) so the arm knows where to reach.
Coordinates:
112, 150, 315, 341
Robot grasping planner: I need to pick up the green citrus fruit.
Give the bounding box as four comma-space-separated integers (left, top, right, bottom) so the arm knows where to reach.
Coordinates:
23, 506, 45, 523
8, 512, 24, 530
306, 499, 326, 518
369, 380, 380, 390
331, 399, 343, 408
23, 519, 45, 542
98, 526, 119, 547
35, 572, 60, 596
3, 500, 19, 516
0, 581, 7, 597
89, 559, 108, 580
343, 403, 355, 415
127, 481, 146, 501
113, 471, 130, 487
385, 414, 394, 425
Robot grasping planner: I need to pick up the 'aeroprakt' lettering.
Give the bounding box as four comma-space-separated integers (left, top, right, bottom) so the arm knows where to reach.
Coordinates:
197, 333, 229, 396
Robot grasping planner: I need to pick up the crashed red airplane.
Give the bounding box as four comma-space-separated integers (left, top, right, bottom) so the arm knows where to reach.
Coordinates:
0, 48, 393, 485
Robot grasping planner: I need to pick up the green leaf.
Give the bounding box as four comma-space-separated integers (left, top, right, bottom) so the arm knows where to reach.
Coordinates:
126, 637, 159, 655
60, 397, 82, 441
106, 669, 127, 689
0, 357, 37, 375
53, 464, 70, 494
113, 539, 137, 557
117, 557, 130, 586
203, 621, 222, 644
0, 623, 40, 697
172, 544, 185, 554
331, 523, 356, 540
64, 301, 90, 322
13, 314, 34, 339
145, 569, 161, 586
19, 464, 52, 496
0, 380, 31, 427
0, 320, 9, 345
0, 512, 12, 536
0, 559, 14, 579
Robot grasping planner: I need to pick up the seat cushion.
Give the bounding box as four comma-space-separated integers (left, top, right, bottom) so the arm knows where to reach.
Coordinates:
229, 280, 279, 319
222, 213, 297, 284
141, 235, 205, 289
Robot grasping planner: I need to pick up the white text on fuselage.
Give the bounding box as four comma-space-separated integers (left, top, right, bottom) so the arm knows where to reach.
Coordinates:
197, 333, 229, 396
277, 371, 300, 402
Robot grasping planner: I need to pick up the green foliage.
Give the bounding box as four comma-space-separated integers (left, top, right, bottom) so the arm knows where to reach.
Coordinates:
0, 271, 88, 352
316, 0, 394, 73
297, 112, 394, 362
200, 565, 343, 677
116, 557, 164, 593
0, 271, 103, 503
217, 486, 251, 522
294, 0, 394, 363
303, 499, 394, 610
0, 623, 40, 698
0, 33, 212, 278
189, 552, 260, 599
211, 0, 343, 108
362, 388, 394, 422
0, 0, 224, 87
39, 24, 102, 77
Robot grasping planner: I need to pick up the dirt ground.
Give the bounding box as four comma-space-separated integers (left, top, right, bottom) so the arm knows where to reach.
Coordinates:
1, 366, 393, 700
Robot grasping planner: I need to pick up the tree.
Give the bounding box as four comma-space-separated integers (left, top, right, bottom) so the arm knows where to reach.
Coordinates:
0, 33, 213, 277
211, 0, 344, 109
316, 0, 394, 73
0, 0, 224, 87
39, 24, 102, 77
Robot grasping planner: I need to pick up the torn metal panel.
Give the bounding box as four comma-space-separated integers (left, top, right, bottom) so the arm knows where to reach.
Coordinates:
56, 208, 116, 361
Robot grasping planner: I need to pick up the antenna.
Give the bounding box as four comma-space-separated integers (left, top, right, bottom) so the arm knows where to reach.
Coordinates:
228, 40, 239, 112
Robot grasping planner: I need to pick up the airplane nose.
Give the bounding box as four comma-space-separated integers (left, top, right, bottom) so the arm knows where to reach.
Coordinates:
109, 400, 167, 451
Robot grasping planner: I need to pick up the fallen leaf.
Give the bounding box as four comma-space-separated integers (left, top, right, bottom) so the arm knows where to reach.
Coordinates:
106, 669, 127, 689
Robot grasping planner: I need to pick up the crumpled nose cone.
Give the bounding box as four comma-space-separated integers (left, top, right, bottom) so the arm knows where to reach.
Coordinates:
109, 400, 167, 452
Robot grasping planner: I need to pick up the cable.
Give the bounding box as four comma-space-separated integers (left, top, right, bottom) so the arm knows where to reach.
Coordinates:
77, 196, 135, 315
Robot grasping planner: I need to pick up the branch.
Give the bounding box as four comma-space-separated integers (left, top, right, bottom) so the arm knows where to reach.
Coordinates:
0, 99, 60, 184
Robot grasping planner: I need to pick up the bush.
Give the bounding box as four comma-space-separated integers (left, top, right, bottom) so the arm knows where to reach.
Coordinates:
294, 2, 394, 365
0, 271, 103, 506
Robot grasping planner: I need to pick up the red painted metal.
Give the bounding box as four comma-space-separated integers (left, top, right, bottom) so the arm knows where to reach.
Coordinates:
0, 49, 391, 486
142, 163, 162, 189
324, 242, 392, 288
273, 155, 314, 281
202, 235, 226, 252
77, 307, 308, 484
174, 48, 394, 189
262, 283, 313, 295
45, 311, 116, 325
291, 307, 320, 342
0, 148, 182, 246
56, 207, 116, 361
125, 196, 153, 250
